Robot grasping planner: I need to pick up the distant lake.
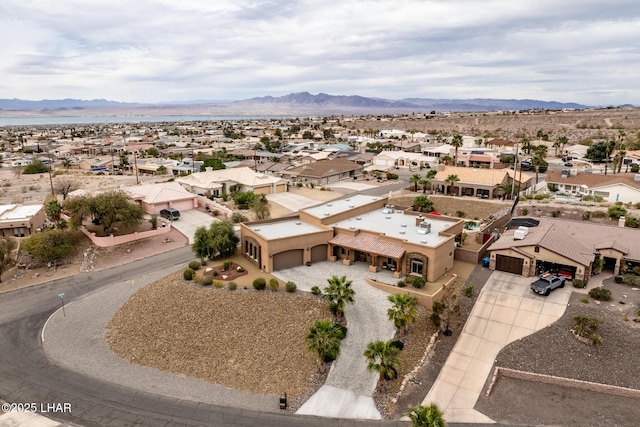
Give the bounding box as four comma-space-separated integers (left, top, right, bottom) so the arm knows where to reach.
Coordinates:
0, 115, 279, 126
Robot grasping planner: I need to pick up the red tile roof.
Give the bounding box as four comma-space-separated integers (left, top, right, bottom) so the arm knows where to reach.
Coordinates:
329, 232, 406, 259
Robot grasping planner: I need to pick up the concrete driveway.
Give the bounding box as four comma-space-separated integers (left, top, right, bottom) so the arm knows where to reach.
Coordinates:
422, 271, 571, 423
273, 261, 396, 419
169, 209, 217, 242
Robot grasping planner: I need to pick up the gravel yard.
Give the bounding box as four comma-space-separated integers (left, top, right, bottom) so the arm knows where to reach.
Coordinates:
106, 273, 333, 400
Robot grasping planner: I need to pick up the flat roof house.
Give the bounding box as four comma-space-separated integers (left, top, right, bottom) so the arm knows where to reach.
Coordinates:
240, 195, 463, 282
0, 204, 45, 237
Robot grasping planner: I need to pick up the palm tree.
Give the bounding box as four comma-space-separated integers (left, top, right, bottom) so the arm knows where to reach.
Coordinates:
406, 403, 447, 427
410, 173, 421, 192
497, 182, 513, 200
532, 145, 548, 184
450, 133, 463, 166
306, 320, 342, 373
364, 340, 401, 390
445, 174, 460, 196
62, 158, 73, 170
387, 293, 418, 336
439, 155, 452, 166
521, 137, 533, 155
323, 275, 355, 320
419, 177, 432, 194
556, 135, 569, 156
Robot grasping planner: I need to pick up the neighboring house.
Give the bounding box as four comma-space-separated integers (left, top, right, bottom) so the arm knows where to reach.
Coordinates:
176, 166, 287, 196
240, 195, 463, 281
545, 171, 640, 203
433, 166, 532, 199
280, 159, 362, 185
485, 139, 516, 149
78, 157, 114, 171
0, 204, 45, 237
372, 151, 438, 170
10, 158, 33, 167
488, 217, 640, 281
122, 182, 199, 214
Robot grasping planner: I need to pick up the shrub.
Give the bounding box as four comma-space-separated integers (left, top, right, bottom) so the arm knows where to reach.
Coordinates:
614, 276, 623, 283
311, 285, 322, 296
462, 284, 474, 297
582, 211, 592, 220
534, 194, 545, 200
222, 260, 233, 271
253, 278, 266, 290
632, 164, 640, 173
390, 340, 404, 350
228, 281, 237, 291
622, 274, 637, 286
214, 280, 224, 288
183, 268, 195, 280
625, 216, 640, 228
285, 281, 297, 293
591, 210, 606, 218
410, 276, 426, 289
551, 210, 561, 218
608, 205, 627, 220
588, 287, 611, 301
572, 279, 586, 288
521, 208, 529, 216
269, 278, 280, 291
386, 172, 398, 180
455, 210, 465, 218
581, 297, 589, 304
397, 280, 406, 288
213, 270, 219, 277
200, 276, 213, 286
333, 324, 348, 340
189, 260, 201, 270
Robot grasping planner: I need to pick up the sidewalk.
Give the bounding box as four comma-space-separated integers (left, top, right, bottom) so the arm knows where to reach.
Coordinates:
421, 271, 571, 423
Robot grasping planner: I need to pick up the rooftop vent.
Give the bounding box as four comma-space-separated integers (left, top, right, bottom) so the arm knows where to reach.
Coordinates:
399, 230, 406, 234
295, 221, 301, 225
345, 198, 350, 201
349, 226, 356, 230
401, 224, 407, 227
382, 204, 395, 214
349, 205, 355, 208
420, 239, 427, 244
417, 221, 431, 234
356, 217, 362, 220
385, 216, 391, 219
324, 212, 330, 216
254, 228, 260, 231
327, 203, 332, 207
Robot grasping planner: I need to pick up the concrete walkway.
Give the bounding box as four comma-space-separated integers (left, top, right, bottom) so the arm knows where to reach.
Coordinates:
422, 271, 572, 423
273, 262, 396, 419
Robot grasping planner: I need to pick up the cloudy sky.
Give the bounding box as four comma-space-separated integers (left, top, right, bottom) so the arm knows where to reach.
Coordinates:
1, 0, 639, 105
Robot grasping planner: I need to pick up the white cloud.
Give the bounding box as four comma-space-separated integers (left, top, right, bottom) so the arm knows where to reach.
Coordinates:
0, 0, 638, 105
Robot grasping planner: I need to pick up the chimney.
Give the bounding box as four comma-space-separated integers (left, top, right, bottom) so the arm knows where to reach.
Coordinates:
415, 214, 424, 226
619, 216, 626, 227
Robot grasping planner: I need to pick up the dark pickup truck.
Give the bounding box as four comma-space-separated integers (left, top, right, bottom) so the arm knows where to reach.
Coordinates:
530, 274, 565, 296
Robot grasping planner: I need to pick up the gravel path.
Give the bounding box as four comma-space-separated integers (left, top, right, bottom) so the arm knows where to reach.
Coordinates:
273, 262, 397, 396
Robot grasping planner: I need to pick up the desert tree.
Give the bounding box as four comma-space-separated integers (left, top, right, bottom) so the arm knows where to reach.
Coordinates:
63, 190, 144, 236
21, 229, 79, 265
54, 177, 78, 200
191, 220, 239, 261
250, 193, 270, 220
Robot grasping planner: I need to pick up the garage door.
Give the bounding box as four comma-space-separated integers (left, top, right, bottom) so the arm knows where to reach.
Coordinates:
273, 249, 304, 270
311, 245, 327, 263
495, 254, 524, 275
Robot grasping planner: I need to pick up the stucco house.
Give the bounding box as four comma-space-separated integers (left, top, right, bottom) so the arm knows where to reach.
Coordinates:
176, 166, 287, 197
372, 151, 438, 170
433, 166, 533, 199
280, 159, 362, 185
240, 195, 463, 282
122, 182, 199, 214
0, 204, 45, 237
545, 171, 640, 203
488, 217, 640, 282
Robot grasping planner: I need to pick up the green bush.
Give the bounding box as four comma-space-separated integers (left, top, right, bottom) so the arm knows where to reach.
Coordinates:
311, 285, 322, 296
390, 340, 405, 350
625, 216, 640, 228
213, 270, 219, 277
285, 281, 297, 293
551, 210, 561, 218
622, 275, 637, 285
608, 205, 627, 220
588, 287, 611, 301
631, 164, 640, 173
183, 268, 195, 280
189, 260, 201, 270
397, 280, 406, 288
214, 280, 224, 288
455, 210, 465, 218
222, 260, 233, 271
572, 279, 586, 288
200, 276, 213, 286
333, 324, 348, 340
591, 210, 606, 218
269, 278, 280, 291
253, 278, 266, 290
410, 276, 426, 289
614, 276, 623, 283
581, 297, 589, 304
582, 211, 592, 220
228, 281, 237, 291
462, 284, 474, 297
386, 172, 399, 180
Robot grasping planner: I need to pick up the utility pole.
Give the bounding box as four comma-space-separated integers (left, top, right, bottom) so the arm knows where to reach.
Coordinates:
47, 150, 54, 196
133, 151, 140, 184
511, 144, 518, 200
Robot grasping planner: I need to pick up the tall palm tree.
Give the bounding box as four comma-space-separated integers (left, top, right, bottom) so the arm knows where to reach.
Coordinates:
439, 155, 452, 166
364, 340, 401, 390
323, 275, 355, 320
556, 135, 569, 156
445, 174, 460, 196
532, 145, 548, 184
450, 133, 463, 166
406, 403, 447, 427
521, 137, 533, 155
387, 293, 418, 336
419, 177, 432, 194
410, 173, 422, 192
306, 320, 342, 373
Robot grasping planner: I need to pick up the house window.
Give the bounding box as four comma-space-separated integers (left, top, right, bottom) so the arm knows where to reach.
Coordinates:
534, 246, 540, 253
410, 259, 424, 275
387, 258, 397, 269
13, 228, 25, 238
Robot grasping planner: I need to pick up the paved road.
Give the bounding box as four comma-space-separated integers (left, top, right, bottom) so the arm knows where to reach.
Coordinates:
0, 247, 407, 427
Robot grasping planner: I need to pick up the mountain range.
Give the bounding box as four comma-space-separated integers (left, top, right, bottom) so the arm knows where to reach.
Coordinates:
0, 93, 594, 118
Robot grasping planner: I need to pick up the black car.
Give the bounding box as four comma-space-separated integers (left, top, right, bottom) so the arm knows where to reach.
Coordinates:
160, 208, 180, 221
564, 162, 574, 167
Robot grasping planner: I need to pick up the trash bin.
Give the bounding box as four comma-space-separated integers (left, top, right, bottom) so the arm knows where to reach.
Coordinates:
482, 257, 490, 268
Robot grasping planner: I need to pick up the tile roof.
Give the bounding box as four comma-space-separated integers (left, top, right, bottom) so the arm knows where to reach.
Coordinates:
434, 166, 509, 186
329, 232, 406, 259
283, 159, 360, 178
489, 217, 640, 265
122, 182, 196, 204
176, 166, 286, 188
546, 171, 640, 190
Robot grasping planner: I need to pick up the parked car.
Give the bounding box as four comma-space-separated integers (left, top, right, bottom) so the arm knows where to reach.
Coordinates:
564, 162, 574, 167
160, 208, 180, 221
530, 273, 565, 296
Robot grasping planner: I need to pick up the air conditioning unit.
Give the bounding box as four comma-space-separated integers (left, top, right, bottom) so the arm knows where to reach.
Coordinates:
514, 229, 527, 240
418, 221, 431, 234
